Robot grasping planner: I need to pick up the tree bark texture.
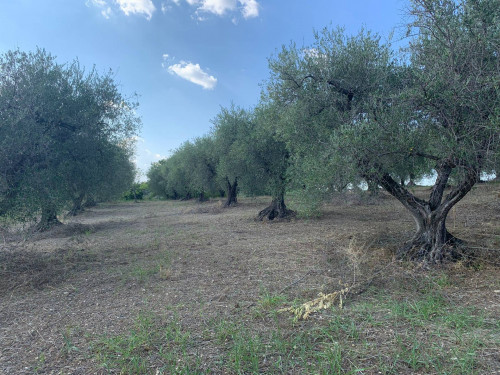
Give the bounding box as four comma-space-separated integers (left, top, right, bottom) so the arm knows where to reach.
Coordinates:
256, 195, 295, 221
36, 205, 62, 231
224, 177, 238, 207
364, 162, 477, 263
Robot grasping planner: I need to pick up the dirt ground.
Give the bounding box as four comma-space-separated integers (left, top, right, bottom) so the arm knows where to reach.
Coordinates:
0, 185, 499, 374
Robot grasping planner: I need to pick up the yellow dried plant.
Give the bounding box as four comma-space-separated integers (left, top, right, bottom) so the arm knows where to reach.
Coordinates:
279, 286, 349, 321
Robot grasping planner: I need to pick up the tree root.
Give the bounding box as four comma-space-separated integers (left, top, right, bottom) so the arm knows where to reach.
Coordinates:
398, 232, 466, 263
35, 217, 63, 232
256, 201, 295, 221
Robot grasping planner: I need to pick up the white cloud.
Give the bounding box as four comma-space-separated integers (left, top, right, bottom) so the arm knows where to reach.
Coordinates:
87, 0, 257, 20
239, 0, 258, 18
161, 54, 171, 68
86, 0, 113, 18
171, 0, 259, 20
86, 0, 107, 7
167, 61, 217, 90
115, 0, 156, 20
101, 6, 113, 18
199, 0, 236, 16
86, 0, 156, 19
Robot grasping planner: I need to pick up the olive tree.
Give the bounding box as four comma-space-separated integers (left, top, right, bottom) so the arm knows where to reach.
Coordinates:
252, 103, 295, 220
147, 138, 220, 201
211, 105, 256, 207
0, 48, 140, 229
265, 28, 400, 208
267, 0, 499, 262
188, 136, 220, 201
388, 0, 499, 261
147, 159, 170, 199
354, 0, 500, 262
162, 142, 195, 200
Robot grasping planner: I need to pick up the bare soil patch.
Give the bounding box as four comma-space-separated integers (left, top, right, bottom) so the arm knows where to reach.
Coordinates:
0, 186, 499, 374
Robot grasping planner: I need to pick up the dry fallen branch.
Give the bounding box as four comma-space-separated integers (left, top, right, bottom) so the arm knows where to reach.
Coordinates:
279, 259, 397, 321
279, 286, 349, 321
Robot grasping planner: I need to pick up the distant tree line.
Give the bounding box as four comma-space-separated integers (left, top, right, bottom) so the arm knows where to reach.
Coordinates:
148, 0, 499, 263
0, 48, 140, 230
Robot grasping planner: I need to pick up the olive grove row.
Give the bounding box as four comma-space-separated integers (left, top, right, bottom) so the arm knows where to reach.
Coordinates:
148, 0, 499, 263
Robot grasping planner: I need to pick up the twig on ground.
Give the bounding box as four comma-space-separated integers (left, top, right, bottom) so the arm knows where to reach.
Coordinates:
279, 261, 397, 321
277, 269, 317, 295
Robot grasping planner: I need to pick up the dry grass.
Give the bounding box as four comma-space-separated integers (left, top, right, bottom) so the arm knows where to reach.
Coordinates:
0, 185, 499, 374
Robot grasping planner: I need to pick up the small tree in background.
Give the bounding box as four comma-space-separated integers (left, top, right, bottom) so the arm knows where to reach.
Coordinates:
188, 136, 220, 202
162, 143, 195, 200
147, 159, 170, 199
252, 103, 295, 220
211, 105, 255, 207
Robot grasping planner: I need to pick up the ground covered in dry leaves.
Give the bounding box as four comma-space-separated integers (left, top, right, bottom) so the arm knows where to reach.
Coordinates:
1, 185, 499, 374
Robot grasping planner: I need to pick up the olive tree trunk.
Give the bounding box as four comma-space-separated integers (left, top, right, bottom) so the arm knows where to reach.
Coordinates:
256, 193, 295, 221
224, 177, 238, 207
198, 191, 208, 202
36, 205, 62, 231
366, 162, 477, 263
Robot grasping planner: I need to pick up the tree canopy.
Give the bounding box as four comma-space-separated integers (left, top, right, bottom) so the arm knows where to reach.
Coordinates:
0, 48, 140, 228
265, 0, 499, 261
147, 0, 499, 262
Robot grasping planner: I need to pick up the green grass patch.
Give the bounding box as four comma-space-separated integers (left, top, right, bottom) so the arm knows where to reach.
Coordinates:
257, 290, 288, 310
92, 312, 203, 374
88, 284, 498, 374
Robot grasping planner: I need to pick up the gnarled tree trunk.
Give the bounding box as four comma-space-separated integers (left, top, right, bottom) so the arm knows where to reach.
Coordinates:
256, 194, 295, 221
224, 177, 238, 207
398, 207, 463, 262
366, 161, 477, 263
36, 205, 62, 231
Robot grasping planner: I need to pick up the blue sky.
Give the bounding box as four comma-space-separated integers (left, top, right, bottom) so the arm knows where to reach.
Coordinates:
0, 0, 407, 179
